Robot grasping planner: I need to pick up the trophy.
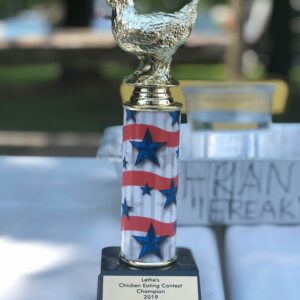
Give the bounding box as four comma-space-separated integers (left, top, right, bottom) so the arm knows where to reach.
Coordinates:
98, 0, 200, 299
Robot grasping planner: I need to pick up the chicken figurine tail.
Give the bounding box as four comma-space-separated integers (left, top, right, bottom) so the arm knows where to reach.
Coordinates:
176, 0, 199, 19
107, 0, 199, 88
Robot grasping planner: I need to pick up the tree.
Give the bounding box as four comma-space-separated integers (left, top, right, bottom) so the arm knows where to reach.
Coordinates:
62, 0, 94, 27
267, 0, 292, 77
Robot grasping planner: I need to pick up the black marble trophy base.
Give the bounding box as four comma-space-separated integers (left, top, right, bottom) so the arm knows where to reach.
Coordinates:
97, 247, 201, 300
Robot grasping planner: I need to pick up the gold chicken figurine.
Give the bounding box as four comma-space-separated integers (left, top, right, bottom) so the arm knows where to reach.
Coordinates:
106, 0, 199, 87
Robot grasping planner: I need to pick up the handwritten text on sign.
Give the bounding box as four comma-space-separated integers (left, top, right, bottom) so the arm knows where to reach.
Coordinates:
178, 160, 300, 225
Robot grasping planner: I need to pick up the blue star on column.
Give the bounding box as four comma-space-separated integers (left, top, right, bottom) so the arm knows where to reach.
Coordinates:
122, 199, 133, 219
169, 111, 180, 126
130, 128, 166, 167
126, 109, 136, 123
176, 148, 179, 159
123, 157, 128, 169
140, 183, 152, 196
160, 179, 178, 208
133, 224, 168, 259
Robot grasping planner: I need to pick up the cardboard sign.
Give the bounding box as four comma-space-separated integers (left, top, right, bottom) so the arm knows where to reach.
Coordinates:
98, 124, 300, 225
177, 160, 300, 225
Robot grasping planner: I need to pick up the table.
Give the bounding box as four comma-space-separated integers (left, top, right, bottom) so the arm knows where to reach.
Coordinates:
2, 156, 300, 299
225, 226, 300, 300
0, 157, 224, 300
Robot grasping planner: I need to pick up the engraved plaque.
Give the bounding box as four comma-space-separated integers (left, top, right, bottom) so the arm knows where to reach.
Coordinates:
97, 247, 201, 300
103, 276, 199, 300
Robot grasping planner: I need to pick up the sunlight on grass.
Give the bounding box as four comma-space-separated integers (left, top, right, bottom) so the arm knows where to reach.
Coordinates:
244, 64, 266, 81
0, 64, 62, 84
100, 61, 134, 81
173, 64, 229, 81
290, 66, 300, 82
101, 62, 229, 81
289, 66, 300, 94
0, 63, 231, 84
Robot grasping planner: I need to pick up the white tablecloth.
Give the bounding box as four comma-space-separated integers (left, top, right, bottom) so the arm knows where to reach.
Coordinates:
225, 226, 300, 300
0, 157, 224, 300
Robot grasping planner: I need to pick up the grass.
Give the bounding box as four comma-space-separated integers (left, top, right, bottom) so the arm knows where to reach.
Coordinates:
0, 63, 234, 85
173, 64, 229, 81
290, 65, 300, 89
0, 64, 62, 84
0, 62, 298, 133
0, 81, 123, 132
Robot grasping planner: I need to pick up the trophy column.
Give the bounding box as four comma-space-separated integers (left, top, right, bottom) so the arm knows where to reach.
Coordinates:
98, 1, 201, 298
120, 102, 181, 267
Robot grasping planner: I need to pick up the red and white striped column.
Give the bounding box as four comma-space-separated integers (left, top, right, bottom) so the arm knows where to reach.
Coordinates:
120, 107, 180, 267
